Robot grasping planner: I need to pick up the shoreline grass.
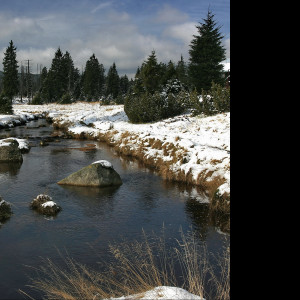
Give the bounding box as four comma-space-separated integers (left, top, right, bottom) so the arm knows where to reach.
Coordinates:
20, 228, 230, 300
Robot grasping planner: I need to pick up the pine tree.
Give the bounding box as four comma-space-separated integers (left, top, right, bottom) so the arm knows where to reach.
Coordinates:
189, 10, 226, 92
119, 75, 129, 95
47, 47, 64, 102
106, 62, 120, 99
82, 54, 105, 101
140, 51, 161, 94
40, 67, 48, 90
2, 40, 18, 110
176, 55, 188, 87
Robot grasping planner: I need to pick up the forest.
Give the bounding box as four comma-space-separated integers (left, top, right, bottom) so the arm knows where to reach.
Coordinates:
0, 10, 230, 123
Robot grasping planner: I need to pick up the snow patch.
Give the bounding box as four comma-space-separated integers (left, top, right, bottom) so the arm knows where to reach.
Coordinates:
41, 201, 57, 208
92, 160, 113, 168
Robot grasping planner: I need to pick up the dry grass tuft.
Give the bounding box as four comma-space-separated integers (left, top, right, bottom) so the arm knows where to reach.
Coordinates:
20, 228, 230, 300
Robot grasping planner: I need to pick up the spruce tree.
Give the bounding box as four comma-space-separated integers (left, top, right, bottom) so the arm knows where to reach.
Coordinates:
189, 10, 226, 92
140, 51, 160, 94
40, 67, 48, 90
83, 54, 105, 101
176, 55, 188, 87
47, 47, 64, 102
1, 40, 18, 112
119, 75, 129, 95
106, 62, 120, 99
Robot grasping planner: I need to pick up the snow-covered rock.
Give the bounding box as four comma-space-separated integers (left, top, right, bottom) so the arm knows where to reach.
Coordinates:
105, 286, 204, 300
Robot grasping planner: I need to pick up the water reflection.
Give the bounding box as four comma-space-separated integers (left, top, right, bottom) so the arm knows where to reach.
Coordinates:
0, 161, 23, 176
60, 185, 119, 217
185, 198, 210, 239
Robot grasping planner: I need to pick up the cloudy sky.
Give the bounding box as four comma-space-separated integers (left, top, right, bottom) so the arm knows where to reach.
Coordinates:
0, 0, 230, 78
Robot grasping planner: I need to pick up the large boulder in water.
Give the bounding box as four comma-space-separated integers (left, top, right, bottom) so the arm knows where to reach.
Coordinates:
0, 139, 23, 162
57, 160, 122, 187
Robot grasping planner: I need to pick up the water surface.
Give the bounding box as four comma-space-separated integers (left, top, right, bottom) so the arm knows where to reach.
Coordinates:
0, 120, 227, 299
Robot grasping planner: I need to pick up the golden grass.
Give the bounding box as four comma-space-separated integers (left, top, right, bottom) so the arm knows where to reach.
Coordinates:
20, 228, 230, 300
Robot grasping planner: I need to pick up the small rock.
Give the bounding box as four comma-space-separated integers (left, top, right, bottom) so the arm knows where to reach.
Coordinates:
30, 194, 61, 216
0, 196, 13, 223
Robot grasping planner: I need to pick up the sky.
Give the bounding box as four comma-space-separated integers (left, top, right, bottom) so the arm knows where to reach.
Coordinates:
0, 0, 230, 78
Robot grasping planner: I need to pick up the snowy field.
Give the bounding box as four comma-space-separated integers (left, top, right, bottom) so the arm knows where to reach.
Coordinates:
3, 103, 230, 198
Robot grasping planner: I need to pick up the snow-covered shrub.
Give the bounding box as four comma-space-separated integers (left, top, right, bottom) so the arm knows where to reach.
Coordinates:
0, 196, 13, 223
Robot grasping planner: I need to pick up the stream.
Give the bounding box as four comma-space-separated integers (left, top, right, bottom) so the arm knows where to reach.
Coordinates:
0, 119, 228, 299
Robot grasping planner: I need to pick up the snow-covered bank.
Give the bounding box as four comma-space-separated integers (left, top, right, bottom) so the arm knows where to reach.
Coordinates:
11, 103, 230, 198
0, 112, 43, 128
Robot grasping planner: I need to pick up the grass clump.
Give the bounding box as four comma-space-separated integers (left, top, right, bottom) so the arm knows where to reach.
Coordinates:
20, 227, 230, 300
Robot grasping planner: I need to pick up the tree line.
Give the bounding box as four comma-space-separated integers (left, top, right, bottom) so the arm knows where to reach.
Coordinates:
0, 10, 230, 121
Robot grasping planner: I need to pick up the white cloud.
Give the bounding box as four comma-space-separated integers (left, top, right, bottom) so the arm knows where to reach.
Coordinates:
91, 2, 112, 14
224, 38, 230, 59
0, 14, 43, 41
163, 22, 198, 46
154, 4, 189, 24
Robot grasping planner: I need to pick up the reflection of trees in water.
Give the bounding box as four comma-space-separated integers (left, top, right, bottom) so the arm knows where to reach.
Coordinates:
185, 198, 210, 240
0, 161, 23, 176
185, 197, 230, 235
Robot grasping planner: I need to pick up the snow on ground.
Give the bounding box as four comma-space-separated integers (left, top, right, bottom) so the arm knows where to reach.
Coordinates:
105, 286, 204, 300
9, 102, 230, 196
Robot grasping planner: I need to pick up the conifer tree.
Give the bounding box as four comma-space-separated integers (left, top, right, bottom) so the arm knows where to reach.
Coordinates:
140, 51, 160, 94
189, 10, 226, 92
163, 60, 177, 84
2, 40, 18, 109
83, 54, 105, 101
47, 47, 64, 101
176, 55, 188, 87
119, 75, 129, 95
106, 62, 120, 99
40, 67, 48, 90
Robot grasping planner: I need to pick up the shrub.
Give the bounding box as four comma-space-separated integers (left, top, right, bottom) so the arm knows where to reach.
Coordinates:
0, 93, 13, 115
60, 92, 72, 104
31, 92, 43, 105
192, 82, 230, 116
124, 79, 189, 123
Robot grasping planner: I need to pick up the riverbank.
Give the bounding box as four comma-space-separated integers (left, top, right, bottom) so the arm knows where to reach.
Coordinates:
9, 103, 230, 206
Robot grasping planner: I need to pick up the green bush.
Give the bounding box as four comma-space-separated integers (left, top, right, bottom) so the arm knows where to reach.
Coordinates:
124, 79, 189, 123
31, 92, 43, 105
0, 93, 13, 115
192, 82, 230, 116
60, 92, 72, 104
